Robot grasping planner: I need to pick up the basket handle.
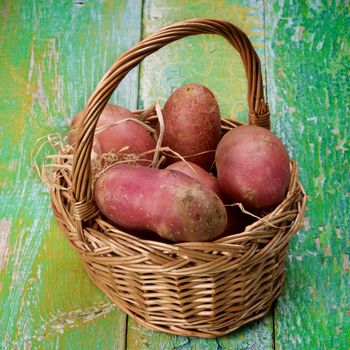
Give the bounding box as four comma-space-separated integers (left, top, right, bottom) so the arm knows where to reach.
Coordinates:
71, 18, 270, 219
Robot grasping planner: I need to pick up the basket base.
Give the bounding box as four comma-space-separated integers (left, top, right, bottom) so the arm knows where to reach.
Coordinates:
83, 261, 283, 339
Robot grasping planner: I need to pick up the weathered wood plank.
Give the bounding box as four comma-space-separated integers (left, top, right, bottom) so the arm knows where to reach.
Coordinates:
138, 0, 266, 122
126, 1, 273, 348
127, 317, 273, 350
265, 1, 350, 349
0, 0, 142, 349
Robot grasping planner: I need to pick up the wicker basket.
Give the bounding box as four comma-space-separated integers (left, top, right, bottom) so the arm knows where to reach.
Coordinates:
50, 18, 306, 338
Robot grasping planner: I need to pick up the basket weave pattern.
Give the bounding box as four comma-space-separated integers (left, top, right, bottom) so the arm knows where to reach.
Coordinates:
50, 19, 306, 338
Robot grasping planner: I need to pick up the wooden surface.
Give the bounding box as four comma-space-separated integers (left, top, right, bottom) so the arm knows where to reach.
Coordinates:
0, 1, 348, 349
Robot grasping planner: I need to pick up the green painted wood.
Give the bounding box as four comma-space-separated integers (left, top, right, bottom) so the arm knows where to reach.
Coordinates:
126, 317, 273, 350
126, 1, 274, 348
265, 1, 350, 349
0, 0, 142, 349
138, 0, 267, 123
2, 0, 348, 349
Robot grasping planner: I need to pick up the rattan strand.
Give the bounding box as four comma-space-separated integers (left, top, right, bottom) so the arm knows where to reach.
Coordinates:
48, 18, 307, 338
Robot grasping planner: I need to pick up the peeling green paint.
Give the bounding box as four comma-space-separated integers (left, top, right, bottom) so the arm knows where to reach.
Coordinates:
0, 1, 142, 349
265, 1, 350, 349
1, 0, 349, 349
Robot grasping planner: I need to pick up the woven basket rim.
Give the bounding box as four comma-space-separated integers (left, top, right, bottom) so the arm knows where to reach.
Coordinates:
51, 149, 306, 273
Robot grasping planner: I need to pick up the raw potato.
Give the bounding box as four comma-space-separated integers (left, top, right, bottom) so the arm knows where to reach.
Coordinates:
69, 104, 156, 164
160, 83, 221, 170
166, 161, 222, 198
221, 205, 256, 237
94, 164, 227, 242
215, 125, 291, 211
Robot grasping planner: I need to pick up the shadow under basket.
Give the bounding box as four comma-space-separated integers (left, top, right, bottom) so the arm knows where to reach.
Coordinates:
49, 18, 307, 338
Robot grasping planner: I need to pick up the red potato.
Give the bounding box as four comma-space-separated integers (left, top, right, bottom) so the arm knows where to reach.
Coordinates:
159, 83, 221, 170
166, 160, 256, 235
94, 164, 227, 242
69, 104, 156, 164
221, 205, 256, 236
166, 161, 222, 198
215, 125, 291, 211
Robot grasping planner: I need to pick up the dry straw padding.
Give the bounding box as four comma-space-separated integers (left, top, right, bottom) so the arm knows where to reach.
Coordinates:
48, 18, 307, 338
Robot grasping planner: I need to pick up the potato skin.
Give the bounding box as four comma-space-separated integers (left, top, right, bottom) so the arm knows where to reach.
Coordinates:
165, 162, 254, 235
94, 164, 227, 242
69, 104, 155, 163
215, 125, 291, 211
166, 161, 222, 198
222, 206, 256, 236
160, 83, 221, 170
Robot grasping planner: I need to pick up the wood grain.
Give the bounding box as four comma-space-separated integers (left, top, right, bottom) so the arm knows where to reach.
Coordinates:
0, 1, 142, 349
138, 0, 266, 123
1, 0, 348, 348
265, 1, 350, 349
